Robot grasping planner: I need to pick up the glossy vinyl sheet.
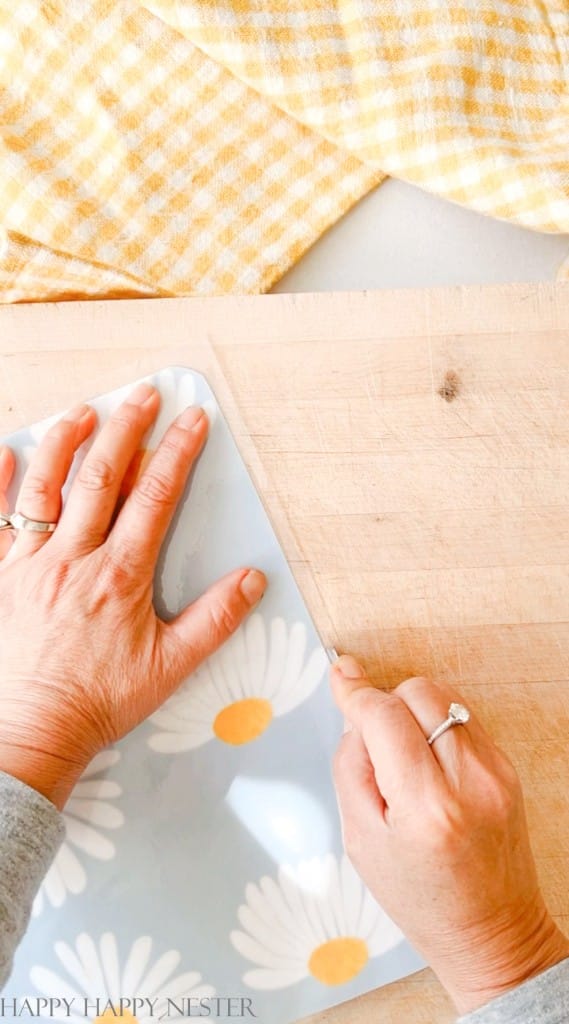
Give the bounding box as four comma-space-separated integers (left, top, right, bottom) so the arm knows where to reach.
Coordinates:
4, 367, 423, 1023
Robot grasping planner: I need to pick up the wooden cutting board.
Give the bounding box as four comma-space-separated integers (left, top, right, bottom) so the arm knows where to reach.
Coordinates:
1, 283, 569, 1023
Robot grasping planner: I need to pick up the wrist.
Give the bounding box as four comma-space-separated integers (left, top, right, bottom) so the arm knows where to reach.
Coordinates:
434, 901, 569, 1015
0, 687, 101, 809
0, 732, 95, 811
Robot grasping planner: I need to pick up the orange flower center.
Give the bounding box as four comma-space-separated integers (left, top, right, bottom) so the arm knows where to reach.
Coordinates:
308, 937, 369, 986
213, 697, 273, 744
95, 1010, 139, 1024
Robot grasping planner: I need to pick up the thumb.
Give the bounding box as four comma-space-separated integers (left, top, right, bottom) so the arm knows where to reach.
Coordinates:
334, 727, 387, 839
330, 654, 445, 811
158, 567, 267, 688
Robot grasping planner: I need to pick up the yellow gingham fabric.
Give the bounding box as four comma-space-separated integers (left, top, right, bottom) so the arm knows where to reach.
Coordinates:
0, 1, 568, 303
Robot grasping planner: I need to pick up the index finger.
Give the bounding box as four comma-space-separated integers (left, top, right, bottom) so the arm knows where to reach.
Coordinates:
0, 446, 15, 559
0, 445, 15, 499
331, 655, 447, 813
106, 405, 208, 573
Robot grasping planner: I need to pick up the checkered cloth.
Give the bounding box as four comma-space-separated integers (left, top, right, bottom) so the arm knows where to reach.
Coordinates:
1, 1, 568, 302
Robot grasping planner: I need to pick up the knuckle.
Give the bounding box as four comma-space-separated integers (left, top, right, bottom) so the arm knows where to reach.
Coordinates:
161, 431, 186, 454
154, 430, 193, 469
95, 549, 133, 594
20, 474, 54, 504
79, 457, 116, 492
46, 420, 75, 444
424, 800, 463, 854
148, 435, 185, 473
352, 687, 385, 716
71, 525, 107, 553
379, 689, 404, 712
110, 409, 143, 432
482, 772, 517, 821
208, 596, 241, 640
30, 553, 74, 605
394, 676, 432, 701
353, 687, 400, 727
133, 471, 175, 510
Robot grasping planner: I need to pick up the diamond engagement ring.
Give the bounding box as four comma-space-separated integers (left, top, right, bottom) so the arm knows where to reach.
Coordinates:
0, 512, 58, 534
427, 702, 470, 746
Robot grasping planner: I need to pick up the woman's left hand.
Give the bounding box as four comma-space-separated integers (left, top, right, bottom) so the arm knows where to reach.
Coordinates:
0, 383, 266, 809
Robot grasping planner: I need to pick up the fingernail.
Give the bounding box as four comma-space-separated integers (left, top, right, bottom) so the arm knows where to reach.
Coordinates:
240, 569, 267, 605
335, 654, 365, 679
65, 403, 93, 423
177, 406, 206, 431
127, 382, 156, 406
343, 719, 353, 734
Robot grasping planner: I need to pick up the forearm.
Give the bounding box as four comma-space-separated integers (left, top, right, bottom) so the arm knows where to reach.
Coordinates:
457, 958, 569, 1024
0, 771, 64, 988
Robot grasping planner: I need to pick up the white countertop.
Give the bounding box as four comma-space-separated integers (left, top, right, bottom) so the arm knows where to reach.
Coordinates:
274, 178, 569, 292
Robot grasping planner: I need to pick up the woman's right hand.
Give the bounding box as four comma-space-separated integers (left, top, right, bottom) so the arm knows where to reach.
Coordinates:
331, 656, 569, 1016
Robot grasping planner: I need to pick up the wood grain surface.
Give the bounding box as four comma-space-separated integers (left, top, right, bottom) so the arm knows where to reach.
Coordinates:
1, 283, 568, 1024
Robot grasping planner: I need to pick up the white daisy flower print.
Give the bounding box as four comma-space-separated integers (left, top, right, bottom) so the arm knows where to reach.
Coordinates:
30, 933, 215, 1024
230, 854, 404, 990
33, 751, 124, 916
148, 614, 328, 752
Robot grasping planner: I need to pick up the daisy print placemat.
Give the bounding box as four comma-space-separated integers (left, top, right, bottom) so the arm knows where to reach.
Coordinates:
4, 367, 423, 1023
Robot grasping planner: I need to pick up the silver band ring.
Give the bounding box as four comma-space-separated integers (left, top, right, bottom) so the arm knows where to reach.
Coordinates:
427, 702, 470, 746
0, 512, 58, 534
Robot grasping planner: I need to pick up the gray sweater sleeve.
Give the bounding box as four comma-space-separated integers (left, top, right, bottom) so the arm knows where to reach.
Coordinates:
0, 771, 64, 989
457, 958, 569, 1024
